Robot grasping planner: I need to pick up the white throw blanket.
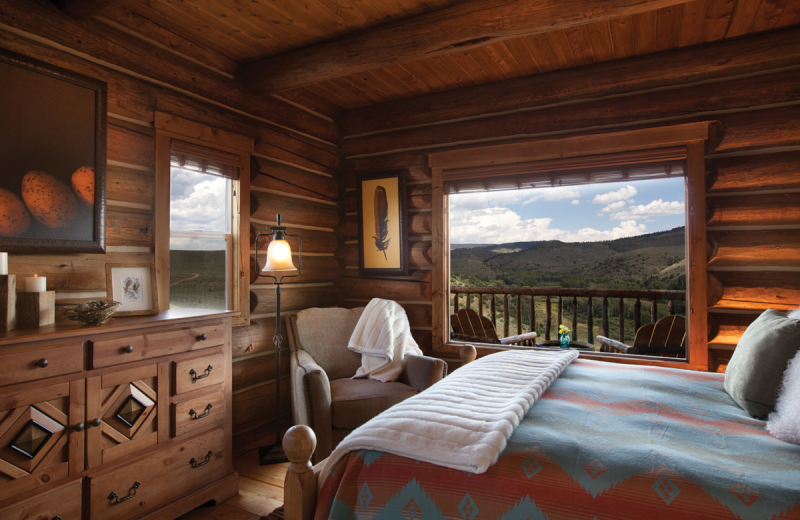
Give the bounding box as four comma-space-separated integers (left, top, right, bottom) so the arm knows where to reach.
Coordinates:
348, 298, 422, 382
319, 349, 579, 487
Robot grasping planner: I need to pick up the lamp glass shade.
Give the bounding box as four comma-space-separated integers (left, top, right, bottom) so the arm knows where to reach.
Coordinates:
263, 239, 296, 271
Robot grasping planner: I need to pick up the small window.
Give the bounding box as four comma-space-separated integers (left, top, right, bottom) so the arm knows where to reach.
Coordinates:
168, 141, 239, 310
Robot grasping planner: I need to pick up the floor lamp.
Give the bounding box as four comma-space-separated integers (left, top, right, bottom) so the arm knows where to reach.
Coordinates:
254, 214, 302, 465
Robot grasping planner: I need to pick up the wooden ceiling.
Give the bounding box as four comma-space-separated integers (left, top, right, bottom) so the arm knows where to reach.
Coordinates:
105, 0, 800, 115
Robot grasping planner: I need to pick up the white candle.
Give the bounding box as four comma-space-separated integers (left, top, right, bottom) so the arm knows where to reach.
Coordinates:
0, 253, 6, 275
26, 275, 46, 292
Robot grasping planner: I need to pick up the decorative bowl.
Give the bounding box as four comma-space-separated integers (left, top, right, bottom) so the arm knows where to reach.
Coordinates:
61, 300, 121, 325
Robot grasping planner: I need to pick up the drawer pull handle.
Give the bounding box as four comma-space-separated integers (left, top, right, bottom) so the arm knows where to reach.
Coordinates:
124, 345, 134, 353
108, 481, 140, 503
54, 517, 62, 520
198, 333, 208, 341
189, 404, 213, 419
74, 422, 85, 432
36, 358, 49, 368
189, 365, 213, 381
190, 450, 213, 468
91, 418, 101, 427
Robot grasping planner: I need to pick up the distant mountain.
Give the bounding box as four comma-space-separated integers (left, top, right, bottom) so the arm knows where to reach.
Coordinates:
450, 241, 542, 251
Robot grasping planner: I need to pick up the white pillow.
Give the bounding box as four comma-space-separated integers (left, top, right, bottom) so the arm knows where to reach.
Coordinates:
788, 307, 800, 320
767, 348, 800, 444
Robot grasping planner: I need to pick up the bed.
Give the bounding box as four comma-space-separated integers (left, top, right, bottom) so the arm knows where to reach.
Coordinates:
291, 359, 800, 520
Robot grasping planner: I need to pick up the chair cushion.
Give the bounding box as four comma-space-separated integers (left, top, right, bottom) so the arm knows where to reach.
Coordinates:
330, 378, 417, 429
296, 307, 365, 380
725, 309, 800, 419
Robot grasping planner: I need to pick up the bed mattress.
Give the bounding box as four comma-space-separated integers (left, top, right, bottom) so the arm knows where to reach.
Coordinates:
315, 359, 800, 520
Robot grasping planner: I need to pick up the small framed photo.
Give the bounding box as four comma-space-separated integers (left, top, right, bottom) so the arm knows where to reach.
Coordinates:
357, 169, 409, 276
105, 263, 159, 316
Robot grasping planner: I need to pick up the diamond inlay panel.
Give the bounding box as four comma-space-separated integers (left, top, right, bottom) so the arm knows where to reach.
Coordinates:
10, 420, 53, 459
116, 396, 145, 428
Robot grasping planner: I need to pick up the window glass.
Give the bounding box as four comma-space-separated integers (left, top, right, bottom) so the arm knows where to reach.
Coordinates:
170, 167, 230, 233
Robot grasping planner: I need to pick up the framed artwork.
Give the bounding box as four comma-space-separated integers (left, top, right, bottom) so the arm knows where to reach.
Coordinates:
0, 48, 107, 254
357, 169, 409, 276
106, 263, 159, 316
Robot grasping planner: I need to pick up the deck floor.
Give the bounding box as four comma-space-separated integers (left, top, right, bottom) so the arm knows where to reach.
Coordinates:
178, 451, 287, 520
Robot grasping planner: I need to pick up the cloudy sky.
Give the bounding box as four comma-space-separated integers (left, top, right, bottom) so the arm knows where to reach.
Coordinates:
449, 178, 685, 244
170, 168, 230, 251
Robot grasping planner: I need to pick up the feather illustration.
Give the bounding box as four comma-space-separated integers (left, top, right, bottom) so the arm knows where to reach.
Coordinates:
372, 186, 390, 260
123, 279, 133, 293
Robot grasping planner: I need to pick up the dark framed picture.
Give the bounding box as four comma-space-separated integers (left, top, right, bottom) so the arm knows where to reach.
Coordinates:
357, 169, 409, 276
0, 48, 107, 254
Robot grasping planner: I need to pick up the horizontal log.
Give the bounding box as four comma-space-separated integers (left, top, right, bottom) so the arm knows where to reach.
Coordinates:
232, 351, 289, 392
106, 163, 153, 205
340, 27, 800, 135
8, 251, 153, 292
411, 329, 433, 353
251, 157, 342, 202
410, 213, 432, 235
61, 0, 136, 20
232, 318, 287, 358
708, 271, 800, 311
714, 104, 800, 154
708, 313, 757, 347
342, 68, 800, 156
337, 273, 431, 302
708, 230, 800, 267
238, 0, 694, 94
250, 191, 342, 229
106, 206, 153, 247
707, 151, 800, 194
338, 300, 432, 328
250, 255, 342, 285
1, 0, 339, 143
249, 285, 341, 314
339, 184, 431, 213
338, 161, 431, 190
250, 225, 341, 255
707, 193, 800, 227
232, 378, 290, 433
337, 242, 431, 268
108, 122, 154, 168
335, 215, 358, 242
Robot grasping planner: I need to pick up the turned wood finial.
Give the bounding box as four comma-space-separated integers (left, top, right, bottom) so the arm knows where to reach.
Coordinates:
283, 425, 316, 468
459, 345, 477, 364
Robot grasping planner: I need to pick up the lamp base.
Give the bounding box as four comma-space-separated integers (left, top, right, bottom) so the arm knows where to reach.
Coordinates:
259, 443, 289, 466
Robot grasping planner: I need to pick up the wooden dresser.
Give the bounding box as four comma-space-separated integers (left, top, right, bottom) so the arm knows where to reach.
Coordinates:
0, 309, 239, 520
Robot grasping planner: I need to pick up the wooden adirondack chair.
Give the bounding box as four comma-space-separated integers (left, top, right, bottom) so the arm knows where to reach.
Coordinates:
597, 315, 686, 357
451, 308, 538, 346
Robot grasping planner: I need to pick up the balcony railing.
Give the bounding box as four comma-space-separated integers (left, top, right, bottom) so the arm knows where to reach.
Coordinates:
450, 286, 686, 348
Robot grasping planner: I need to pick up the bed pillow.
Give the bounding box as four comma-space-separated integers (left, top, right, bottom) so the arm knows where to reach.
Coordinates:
767, 348, 800, 444
724, 309, 800, 419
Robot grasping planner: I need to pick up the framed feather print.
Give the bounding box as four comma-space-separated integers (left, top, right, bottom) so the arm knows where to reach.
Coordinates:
106, 263, 159, 316
357, 170, 409, 276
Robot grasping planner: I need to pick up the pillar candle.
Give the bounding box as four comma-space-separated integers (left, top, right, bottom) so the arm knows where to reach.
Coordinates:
25, 275, 46, 292
0, 253, 6, 275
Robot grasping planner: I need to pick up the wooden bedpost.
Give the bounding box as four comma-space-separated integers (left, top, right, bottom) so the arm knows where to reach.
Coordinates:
283, 425, 317, 520
460, 345, 477, 365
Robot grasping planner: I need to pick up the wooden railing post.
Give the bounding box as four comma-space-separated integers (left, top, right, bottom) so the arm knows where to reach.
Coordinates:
602, 297, 609, 338
587, 297, 594, 344
557, 296, 563, 328
545, 296, 552, 340
454, 292, 459, 314
466, 294, 471, 312
618, 298, 625, 342
571, 296, 578, 340
530, 296, 536, 341
491, 296, 497, 329
634, 299, 641, 333
503, 294, 509, 338
517, 294, 522, 336
668, 300, 675, 315
479, 293, 484, 318
283, 426, 317, 520
651, 300, 658, 323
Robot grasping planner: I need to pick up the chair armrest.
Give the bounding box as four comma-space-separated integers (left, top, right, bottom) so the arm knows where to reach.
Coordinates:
402, 354, 447, 392
595, 335, 632, 354
499, 331, 537, 346
292, 350, 333, 464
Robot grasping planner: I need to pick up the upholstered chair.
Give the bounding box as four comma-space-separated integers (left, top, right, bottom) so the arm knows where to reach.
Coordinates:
286, 307, 447, 464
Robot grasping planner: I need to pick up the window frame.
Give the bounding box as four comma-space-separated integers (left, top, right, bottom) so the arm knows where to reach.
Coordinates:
154, 112, 253, 327
429, 122, 716, 370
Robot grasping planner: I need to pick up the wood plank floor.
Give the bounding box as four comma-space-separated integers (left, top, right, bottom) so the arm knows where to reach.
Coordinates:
178, 452, 287, 520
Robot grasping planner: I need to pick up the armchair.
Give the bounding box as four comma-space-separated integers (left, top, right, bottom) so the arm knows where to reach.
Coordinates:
286, 307, 447, 464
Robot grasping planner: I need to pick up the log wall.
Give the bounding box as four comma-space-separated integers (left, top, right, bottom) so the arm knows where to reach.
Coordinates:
0, 2, 342, 454
336, 26, 800, 370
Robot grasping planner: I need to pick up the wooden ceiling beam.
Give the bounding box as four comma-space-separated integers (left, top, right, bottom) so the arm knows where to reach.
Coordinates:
60, 0, 135, 19
237, 0, 695, 94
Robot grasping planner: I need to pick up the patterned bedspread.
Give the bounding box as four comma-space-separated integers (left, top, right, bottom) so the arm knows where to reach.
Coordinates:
315, 359, 800, 520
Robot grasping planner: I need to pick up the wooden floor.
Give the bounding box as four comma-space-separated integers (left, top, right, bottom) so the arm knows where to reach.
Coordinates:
178, 451, 287, 520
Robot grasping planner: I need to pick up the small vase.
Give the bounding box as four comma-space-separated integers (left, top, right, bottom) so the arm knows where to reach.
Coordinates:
559, 333, 571, 349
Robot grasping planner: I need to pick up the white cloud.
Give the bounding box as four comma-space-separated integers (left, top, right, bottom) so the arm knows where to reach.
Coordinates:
571, 199, 580, 205
597, 200, 626, 215
593, 185, 637, 205
522, 187, 581, 205
609, 199, 684, 221
170, 168, 229, 233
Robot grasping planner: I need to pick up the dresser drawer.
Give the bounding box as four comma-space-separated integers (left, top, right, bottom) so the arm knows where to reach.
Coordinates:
0, 479, 82, 520
173, 391, 225, 437
174, 352, 225, 395
88, 429, 225, 520
0, 343, 82, 386
91, 323, 224, 368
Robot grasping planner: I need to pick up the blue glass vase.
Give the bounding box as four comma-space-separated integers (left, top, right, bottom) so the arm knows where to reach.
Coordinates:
559, 333, 571, 349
